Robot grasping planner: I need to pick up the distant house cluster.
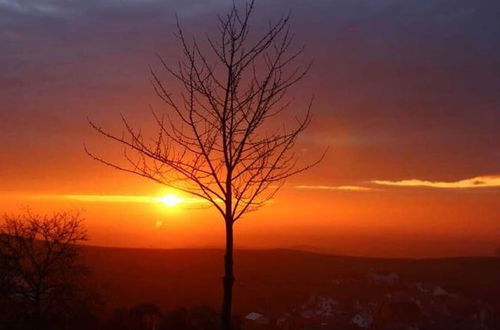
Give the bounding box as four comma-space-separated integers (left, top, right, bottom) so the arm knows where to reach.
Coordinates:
242, 270, 494, 330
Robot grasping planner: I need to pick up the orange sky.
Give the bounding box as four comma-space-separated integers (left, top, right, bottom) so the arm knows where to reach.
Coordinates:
1, 174, 499, 257
1, 0, 499, 257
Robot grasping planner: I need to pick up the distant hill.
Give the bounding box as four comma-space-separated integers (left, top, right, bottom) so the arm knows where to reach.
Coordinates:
82, 246, 500, 316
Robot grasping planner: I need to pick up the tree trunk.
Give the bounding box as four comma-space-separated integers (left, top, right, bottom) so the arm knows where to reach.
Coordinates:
221, 220, 234, 330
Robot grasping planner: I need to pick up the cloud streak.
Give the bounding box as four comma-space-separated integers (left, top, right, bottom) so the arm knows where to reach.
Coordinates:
371, 175, 500, 189
295, 185, 375, 192
64, 194, 207, 205
65, 194, 158, 204
297, 175, 500, 192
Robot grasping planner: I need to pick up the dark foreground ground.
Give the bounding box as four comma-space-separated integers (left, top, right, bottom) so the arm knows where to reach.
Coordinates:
83, 247, 500, 317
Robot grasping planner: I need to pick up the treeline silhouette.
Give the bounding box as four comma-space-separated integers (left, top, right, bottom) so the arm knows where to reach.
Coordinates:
106, 304, 240, 330
0, 210, 242, 330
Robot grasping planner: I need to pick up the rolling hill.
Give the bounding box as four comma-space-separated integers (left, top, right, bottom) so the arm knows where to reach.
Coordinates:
82, 246, 500, 317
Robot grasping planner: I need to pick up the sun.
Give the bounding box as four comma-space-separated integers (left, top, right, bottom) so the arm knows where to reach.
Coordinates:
157, 194, 183, 207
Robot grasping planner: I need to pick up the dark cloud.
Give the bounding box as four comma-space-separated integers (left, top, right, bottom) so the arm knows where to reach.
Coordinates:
1, 0, 499, 187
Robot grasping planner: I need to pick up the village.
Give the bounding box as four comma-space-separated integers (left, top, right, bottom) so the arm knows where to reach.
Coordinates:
242, 270, 495, 330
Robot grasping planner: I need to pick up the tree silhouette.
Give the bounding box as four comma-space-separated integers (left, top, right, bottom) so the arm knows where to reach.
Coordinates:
0, 210, 89, 329
87, 1, 322, 329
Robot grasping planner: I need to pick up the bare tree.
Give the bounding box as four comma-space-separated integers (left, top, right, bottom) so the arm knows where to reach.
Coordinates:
87, 1, 323, 329
0, 210, 88, 329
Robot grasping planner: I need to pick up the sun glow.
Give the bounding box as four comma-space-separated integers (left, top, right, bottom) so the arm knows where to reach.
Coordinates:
157, 194, 184, 207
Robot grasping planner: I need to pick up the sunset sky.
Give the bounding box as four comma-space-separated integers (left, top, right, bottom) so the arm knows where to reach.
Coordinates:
1, 0, 499, 257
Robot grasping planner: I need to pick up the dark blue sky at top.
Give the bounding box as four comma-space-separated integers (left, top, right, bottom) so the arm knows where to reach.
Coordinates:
0, 0, 499, 189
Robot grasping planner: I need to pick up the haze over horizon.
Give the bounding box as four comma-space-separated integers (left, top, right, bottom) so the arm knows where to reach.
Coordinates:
1, 0, 499, 258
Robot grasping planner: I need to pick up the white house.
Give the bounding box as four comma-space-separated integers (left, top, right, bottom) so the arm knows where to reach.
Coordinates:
352, 311, 374, 328
245, 312, 269, 325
